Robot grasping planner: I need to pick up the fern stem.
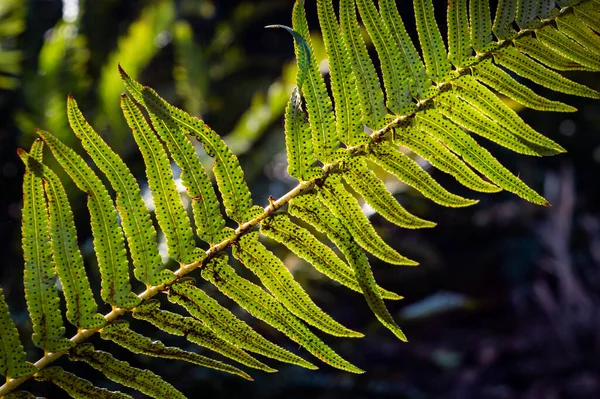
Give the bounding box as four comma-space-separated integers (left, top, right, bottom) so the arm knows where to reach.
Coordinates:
0, 1, 590, 395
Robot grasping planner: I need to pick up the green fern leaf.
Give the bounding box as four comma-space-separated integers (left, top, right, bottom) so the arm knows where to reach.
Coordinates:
66, 96, 174, 286
290, 0, 339, 163
317, 0, 367, 145
537, 0, 556, 19
557, 13, 600, 54
447, 0, 473, 67
19, 149, 104, 329
436, 93, 551, 157
469, 0, 494, 53
392, 124, 501, 193
69, 344, 185, 399
379, 0, 430, 98
36, 130, 139, 309
0, 289, 37, 378
492, 0, 517, 40
284, 88, 323, 181
370, 143, 478, 207
132, 300, 276, 373
121, 95, 199, 265
416, 110, 548, 205
317, 175, 420, 264
574, 5, 600, 34
202, 256, 364, 373
414, 0, 452, 83
339, 0, 386, 129
288, 194, 402, 300
100, 321, 252, 380
473, 61, 577, 112
19, 143, 72, 352
356, 0, 413, 114
168, 279, 316, 369
341, 157, 437, 227
261, 212, 408, 295
289, 194, 407, 341
515, 35, 591, 71
494, 46, 600, 99
452, 76, 566, 154
36, 367, 132, 399
233, 232, 362, 337
515, 0, 538, 29
536, 25, 600, 71
119, 67, 254, 224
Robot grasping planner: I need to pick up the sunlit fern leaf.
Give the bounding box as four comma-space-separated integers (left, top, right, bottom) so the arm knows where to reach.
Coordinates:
121, 95, 199, 266
35, 367, 132, 399
435, 92, 551, 157
493, 46, 600, 99
451, 76, 566, 154
369, 142, 478, 208
100, 321, 252, 380
341, 156, 438, 227
261, 212, 407, 297
574, 4, 600, 33
19, 141, 72, 352
36, 130, 139, 309
143, 109, 226, 247
447, 0, 473, 68
233, 232, 362, 338
356, 0, 414, 115
515, 35, 591, 71
473, 61, 577, 112
415, 110, 549, 205
69, 344, 185, 399
287, 194, 402, 300
414, 0, 452, 84
201, 255, 364, 373
379, 0, 431, 98
557, 13, 600, 53
470, 0, 493, 53
119, 67, 254, 224
339, 0, 386, 129
317, 175, 420, 264
18, 150, 104, 329
284, 88, 323, 181
291, 0, 339, 163
492, 0, 518, 40
66, 96, 174, 287
132, 300, 276, 373
167, 278, 317, 369
288, 193, 407, 341
317, 0, 367, 146
0, 289, 37, 378
536, 25, 600, 71
392, 124, 502, 193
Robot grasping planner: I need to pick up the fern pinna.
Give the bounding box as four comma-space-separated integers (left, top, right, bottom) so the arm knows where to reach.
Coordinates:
2, 0, 600, 397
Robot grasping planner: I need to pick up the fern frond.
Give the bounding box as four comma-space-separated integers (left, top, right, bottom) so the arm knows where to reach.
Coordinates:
66, 96, 174, 286
369, 143, 478, 207
132, 300, 276, 373
36, 130, 139, 309
0, 289, 37, 379
69, 344, 185, 399
317, 175, 419, 264
415, 0, 452, 83
557, 13, 600, 53
537, 25, 600, 70
447, 0, 472, 67
168, 278, 317, 369
121, 95, 199, 265
100, 321, 252, 380
233, 232, 362, 338
19, 142, 72, 352
119, 67, 254, 224
35, 367, 132, 399
202, 255, 364, 373
492, 0, 518, 40
470, 0, 493, 53
18, 149, 104, 329
574, 4, 600, 33
515, 35, 590, 71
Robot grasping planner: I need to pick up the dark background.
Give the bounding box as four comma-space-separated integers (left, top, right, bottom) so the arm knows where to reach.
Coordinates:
1, 0, 600, 398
